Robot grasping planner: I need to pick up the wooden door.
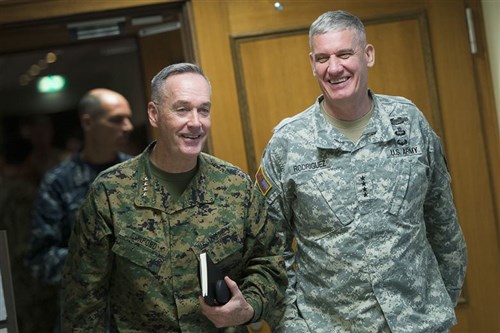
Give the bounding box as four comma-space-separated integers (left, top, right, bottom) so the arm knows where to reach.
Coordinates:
191, 1, 500, 332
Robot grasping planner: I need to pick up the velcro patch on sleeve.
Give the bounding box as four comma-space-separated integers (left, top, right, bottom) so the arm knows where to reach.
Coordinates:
255, 165, 272, 196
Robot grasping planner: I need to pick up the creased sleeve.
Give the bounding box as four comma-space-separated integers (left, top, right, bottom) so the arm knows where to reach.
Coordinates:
423, 129, 467, 305
61, 182, 114, 331
26, 175, 69, 285
258, 138, 311, 332
238, 171, 288, 327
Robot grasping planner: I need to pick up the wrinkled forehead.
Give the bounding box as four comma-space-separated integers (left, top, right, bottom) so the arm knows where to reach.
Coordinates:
164, 73, 211, 104
310, 28, 364, 53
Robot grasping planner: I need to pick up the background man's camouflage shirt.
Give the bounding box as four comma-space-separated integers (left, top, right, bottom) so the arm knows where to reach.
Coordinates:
26, 151, 131, 285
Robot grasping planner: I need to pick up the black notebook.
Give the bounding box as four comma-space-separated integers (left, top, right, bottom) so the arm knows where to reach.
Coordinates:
199, 252, 230, 306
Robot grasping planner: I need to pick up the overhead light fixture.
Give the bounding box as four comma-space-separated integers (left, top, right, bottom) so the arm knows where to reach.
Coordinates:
131, 15, 163, 26
67, 17, 126, 40
37, 75, 66, 93
138, 22, 181, 37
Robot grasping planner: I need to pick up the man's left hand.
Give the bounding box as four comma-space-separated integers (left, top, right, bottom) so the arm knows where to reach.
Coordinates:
199, 276, 255, 328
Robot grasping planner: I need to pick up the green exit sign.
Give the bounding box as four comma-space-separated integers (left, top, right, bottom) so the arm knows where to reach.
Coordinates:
37, 75, 66, 93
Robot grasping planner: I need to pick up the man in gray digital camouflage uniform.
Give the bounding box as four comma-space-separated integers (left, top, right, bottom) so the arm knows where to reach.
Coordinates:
255, 10, 467, 333
61, 63, 287, 332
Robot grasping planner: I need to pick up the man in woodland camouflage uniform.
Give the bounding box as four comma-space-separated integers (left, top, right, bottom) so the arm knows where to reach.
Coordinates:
61, 63, 286, 332
255, 10, 467, 333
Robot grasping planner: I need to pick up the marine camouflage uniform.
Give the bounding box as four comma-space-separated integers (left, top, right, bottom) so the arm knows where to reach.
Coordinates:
256, 93, 467, 333
26, 151, 131, 284
61, 142, 287, 332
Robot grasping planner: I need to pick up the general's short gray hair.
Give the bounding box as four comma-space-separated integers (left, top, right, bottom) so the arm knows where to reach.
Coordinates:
309, 10, 366, 50
150, 62, 211, 104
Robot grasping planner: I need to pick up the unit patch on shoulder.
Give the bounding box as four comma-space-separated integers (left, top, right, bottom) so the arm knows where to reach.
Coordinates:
255, 165, 272, 196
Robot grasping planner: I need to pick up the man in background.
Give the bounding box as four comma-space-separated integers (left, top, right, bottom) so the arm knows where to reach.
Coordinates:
26, 88, 134, 329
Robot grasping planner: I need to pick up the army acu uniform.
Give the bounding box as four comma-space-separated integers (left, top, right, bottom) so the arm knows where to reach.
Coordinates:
256, 92, 467, 332
61, 142, 287, 332
26, 151, 131, 284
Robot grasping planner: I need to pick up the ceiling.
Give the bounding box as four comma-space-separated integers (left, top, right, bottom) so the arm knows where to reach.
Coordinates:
0, 3, 182, 122
0, 37, 145, 118
0, 3, 183, 152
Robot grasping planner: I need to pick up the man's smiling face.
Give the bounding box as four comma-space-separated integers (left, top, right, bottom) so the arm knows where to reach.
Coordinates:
309, 28, 374, 107
149, 72, 211, 162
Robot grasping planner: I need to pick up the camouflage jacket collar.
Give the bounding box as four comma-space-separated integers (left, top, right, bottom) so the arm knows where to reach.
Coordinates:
313, 92, 396, 151
133, 142, 215, 213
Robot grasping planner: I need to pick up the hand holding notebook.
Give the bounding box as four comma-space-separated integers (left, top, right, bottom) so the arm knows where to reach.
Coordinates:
199, 252, 231, 306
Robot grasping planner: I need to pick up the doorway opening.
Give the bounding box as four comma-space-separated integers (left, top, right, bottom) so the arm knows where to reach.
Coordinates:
0, 2, 192, 166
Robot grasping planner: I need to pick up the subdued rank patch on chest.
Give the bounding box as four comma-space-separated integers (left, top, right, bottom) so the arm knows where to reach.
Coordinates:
256, 165, 272, 196
356, 172, 373, 201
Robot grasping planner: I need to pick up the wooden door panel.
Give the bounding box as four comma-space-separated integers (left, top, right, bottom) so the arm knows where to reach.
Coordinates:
235, 32, 319, 175
226, 0, 426, 36
192, 1, 500, 332
366, 14, 441, 135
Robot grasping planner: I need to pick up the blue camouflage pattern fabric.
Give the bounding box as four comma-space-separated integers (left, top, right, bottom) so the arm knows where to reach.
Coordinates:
61, 142, 287, 332
26, 151, 131, 285
256, 92, 467, 333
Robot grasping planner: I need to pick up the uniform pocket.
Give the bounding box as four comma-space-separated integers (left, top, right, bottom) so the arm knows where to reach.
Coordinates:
387, 158, 428, 217
112, 228, 165, 274
292, 174, 354, 241
191, 223, 244, 269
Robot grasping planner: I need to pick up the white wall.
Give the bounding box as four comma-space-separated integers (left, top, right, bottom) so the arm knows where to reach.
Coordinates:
482, 0, 500, 132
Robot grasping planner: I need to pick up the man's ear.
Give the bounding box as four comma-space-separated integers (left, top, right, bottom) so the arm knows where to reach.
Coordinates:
309, 52, 317, 76
80, 113, 92, 131
147, 101, 159, 128
366, 44, 375, 68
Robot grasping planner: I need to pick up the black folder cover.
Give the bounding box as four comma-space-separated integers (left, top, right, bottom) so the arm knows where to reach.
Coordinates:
199, 252, 230, 306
